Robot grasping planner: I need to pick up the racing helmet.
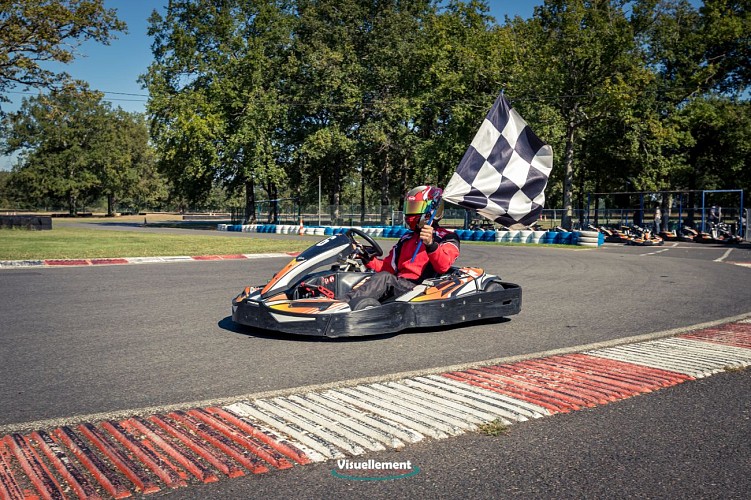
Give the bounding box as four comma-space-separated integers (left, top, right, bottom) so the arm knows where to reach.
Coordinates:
403, 185, 444, 231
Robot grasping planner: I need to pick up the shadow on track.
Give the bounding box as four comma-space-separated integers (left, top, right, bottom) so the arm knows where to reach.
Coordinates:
217, 315, 511, 343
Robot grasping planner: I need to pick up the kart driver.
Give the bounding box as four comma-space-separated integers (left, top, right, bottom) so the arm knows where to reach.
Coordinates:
347, 185, 460, 310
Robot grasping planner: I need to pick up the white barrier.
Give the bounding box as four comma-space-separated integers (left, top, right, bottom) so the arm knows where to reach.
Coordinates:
577, 230, 601, 247
531, 230, 546, 244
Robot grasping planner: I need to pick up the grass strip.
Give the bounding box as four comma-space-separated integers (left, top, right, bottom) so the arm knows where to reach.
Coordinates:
0, 226, 312, 260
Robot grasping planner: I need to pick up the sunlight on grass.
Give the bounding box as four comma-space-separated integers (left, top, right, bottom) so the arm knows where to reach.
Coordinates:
0, 226, 311, 260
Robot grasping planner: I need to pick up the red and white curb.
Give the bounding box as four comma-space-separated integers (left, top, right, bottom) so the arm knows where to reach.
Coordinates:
0, 254, 295, 269
1, 320, 750, 498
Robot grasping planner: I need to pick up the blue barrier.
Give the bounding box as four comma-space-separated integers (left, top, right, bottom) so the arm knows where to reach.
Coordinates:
482, 230, 496, 242
224, 221, 588, 246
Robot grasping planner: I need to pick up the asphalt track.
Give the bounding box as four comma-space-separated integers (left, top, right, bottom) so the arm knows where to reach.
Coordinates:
1, 228, 750, 497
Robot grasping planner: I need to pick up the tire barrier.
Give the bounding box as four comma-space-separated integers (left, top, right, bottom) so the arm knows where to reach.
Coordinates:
575, 230, 604, 247
531, 230, 547, 244
216, 224, 602, 247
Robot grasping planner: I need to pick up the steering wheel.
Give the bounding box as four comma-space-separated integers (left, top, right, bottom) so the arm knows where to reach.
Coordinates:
346, 228, 383, 258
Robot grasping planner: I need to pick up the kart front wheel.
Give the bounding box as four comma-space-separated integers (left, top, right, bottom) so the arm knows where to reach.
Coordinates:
351, 298, 381, 311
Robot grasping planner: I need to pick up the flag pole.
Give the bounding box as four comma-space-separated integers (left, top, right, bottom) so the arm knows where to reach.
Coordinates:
410, 195, 441, 262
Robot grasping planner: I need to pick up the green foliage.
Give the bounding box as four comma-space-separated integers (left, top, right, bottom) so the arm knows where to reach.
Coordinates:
2, 85, 161, 214
143, 0, 295, 221
4, 0, 750, 222
0, 0, 126, 113
0, 170, 12, 208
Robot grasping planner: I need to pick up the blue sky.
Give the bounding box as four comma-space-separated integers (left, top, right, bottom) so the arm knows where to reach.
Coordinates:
0, 1, 543, 170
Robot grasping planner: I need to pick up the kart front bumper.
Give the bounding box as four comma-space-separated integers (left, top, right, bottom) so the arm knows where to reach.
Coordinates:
231, 282, 522, 337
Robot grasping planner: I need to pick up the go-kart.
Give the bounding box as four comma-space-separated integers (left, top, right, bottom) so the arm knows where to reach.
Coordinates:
231, 228, 521, 337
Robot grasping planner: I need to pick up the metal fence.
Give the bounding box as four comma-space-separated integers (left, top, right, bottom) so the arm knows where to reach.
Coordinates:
231, 202, 587, 230
229, 203, 746, 238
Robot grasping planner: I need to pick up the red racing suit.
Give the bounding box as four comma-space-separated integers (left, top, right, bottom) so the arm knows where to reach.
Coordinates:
366, 227, 460, 283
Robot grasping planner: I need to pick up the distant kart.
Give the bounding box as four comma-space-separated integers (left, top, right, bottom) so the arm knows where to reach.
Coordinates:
231, 228, 521, 337
625, 226, 664, 246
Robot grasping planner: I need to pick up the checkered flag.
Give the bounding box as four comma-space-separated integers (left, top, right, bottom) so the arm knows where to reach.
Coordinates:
443, 93, 553, 228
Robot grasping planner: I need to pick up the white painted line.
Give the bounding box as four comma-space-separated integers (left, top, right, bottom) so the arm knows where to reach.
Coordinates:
586, 340, 731, 378
0, 260, 45, 268
256, 399, 366, 456
157, 256, 193, 262
306, 392, 422, 445
640, 248, 670, 257
418, 376, 549, 419
228, 401, 343, 460
410, 377, 529, 423
292, 394, 406, 449
714, 248, 734, 262
276, 396, 385, 452
124, 257, 170, 264
327, 389, 448, 439
241, 253, 292, 259
587, 350, 719, 378
385, 381, 499, 422
659, 338, 751, 365
594, 341, 726, 370
368, 383, 482, 429
222, 407, 327, 463
350, 385, 465, 436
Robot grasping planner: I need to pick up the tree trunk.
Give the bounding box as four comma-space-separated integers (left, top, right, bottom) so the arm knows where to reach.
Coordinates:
661, 193, 671, 232
360, 162, 366, 223
576, 152, 586, 228
380, 151, 390, 225
561, 111, 577, 230
68, 192, 77, 216
244, 178, 256, 224
271, 183, 278, 224
107, 193, 116, 217
329, 160, 341, 225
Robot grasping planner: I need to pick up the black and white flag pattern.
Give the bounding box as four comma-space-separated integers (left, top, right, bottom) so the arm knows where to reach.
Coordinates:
443, 93, 553, 228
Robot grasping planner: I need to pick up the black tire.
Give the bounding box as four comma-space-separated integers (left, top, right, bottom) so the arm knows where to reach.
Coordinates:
484, 281, 503, 292
351, 298, 381, 311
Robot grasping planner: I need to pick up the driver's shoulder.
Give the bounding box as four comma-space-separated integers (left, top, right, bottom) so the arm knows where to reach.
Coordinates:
435, 227, 459, 242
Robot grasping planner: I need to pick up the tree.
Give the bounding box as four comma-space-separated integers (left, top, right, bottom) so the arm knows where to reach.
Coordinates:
0, 170, 11, 207
4, 84, 107, 213
143, 0, 294, 222
414, 0, 511, 188
3, 84, 158, 215
96, 110, 158, 216
0, 0, 125, 112
509, 0, 651, 229
287, 0, 367, 222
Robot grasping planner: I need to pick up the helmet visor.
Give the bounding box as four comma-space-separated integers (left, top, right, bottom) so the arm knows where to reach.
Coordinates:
404, 198, 429, 215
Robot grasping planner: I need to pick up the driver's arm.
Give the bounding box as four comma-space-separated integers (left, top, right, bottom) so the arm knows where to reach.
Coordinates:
366, 246, 397, 274
425, 229, 460, 274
